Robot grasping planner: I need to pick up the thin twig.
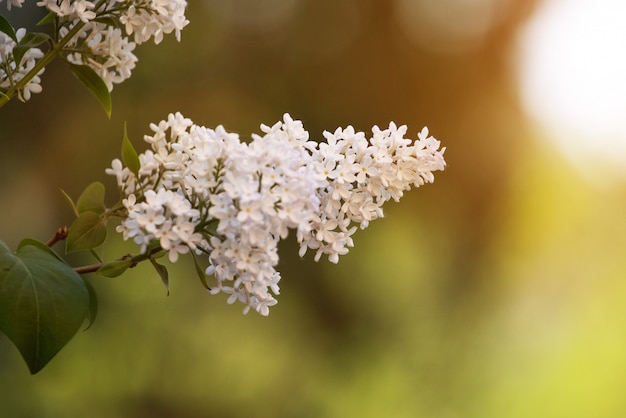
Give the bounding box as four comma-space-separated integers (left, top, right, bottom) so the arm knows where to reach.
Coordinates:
74, 263, 105, 275
73, 253, 135, 275
46, 226, 68, 247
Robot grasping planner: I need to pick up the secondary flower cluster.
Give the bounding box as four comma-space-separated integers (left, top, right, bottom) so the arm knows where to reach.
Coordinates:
0, 0, 188, 99
0, 28, 44, 101
106, 113, 446, 315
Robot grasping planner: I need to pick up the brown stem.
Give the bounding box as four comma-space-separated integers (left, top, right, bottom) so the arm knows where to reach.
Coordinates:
74, 263, 105, 274
73, 253, 135, 275
46, 226, 68, 247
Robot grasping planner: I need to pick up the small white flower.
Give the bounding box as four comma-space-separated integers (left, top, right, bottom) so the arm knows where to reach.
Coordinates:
0, 29, 45, 101
119, 0, 189, 44
2, 0, 24, 11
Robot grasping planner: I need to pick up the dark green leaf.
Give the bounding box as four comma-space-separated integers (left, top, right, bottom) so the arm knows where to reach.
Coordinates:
13, 32, 50, 68
89, 249, 103, 263
121, 123, 140, 176
37, 12, 56, 26
149, 257, 169, 295
76, 181, 106, 215
93, 16, 117, 27
0, 240, 90, 374
66, 211, 107, 253
191, 251, 210, 290
96, 259, 132, 278
82, 278, 98, 331
68, 63, 112, 118
0, 14, 17, 43
147, 239, 163, 255
18, 238, 65, 262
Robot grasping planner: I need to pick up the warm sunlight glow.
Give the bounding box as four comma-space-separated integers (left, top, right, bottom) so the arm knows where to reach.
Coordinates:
519, 0, 626, 180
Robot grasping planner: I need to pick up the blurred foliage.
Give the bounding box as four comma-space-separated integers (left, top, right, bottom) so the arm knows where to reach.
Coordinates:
2, 0, 626, 417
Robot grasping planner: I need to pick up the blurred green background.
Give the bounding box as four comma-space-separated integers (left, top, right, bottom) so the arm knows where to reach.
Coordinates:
2, 1, 626, 417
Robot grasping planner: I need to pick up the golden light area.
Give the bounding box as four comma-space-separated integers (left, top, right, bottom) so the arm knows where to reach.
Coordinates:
518, 0, 626, 181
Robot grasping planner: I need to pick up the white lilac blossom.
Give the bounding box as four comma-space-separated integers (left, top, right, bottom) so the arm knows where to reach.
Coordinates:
119, 1, 189, 44
35, 0, 97, 22
53, 1, 188, 90
300, 123, 447, 263
1, 1, 189, 97
1, 0, 24, 10
107, 113, 446, 316
35, 0, 189, 44
62, 22, 138, 91
0, 29, 45, 101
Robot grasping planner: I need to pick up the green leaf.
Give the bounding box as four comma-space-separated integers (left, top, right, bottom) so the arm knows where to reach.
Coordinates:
96, 259, 133, 278
37, 12, 56, 26
66, 211, 107, 253
191, 251, 210, 290
13, 32, 50, 68
93, 16, 117, 27
76, 181, 106, 215
18, 238, 65, 262
147, 239, 163, 255
89, 249, 103, 263
68, 63, 112, 118
121, 123, 140, 176
0, 240, 90, 374
0, 14, 17, 43
82, 278, 98, 331
149, 257, 169, 295
60, 189, 79, 217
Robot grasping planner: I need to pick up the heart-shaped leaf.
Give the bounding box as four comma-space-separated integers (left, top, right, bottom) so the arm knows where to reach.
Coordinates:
0, 240, 90, 374
96, 259, 133, 278
76, 182, 106, 215
66, 211, 107, 253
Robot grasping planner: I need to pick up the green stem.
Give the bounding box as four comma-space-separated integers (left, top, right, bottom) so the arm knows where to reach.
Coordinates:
0, 0, 126, 107
74, 262, 110, 275
0, 20, 88, 107
73, 245, 164, 274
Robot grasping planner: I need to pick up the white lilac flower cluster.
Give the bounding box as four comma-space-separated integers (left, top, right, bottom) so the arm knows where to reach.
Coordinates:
300, 122, 446, 263
36, 1, 189, 44
49, 0, 188, 90
0, 1, 188, 98
61, 22, 139, 91
0, 28, 44, 101
107, 113, 446, 316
